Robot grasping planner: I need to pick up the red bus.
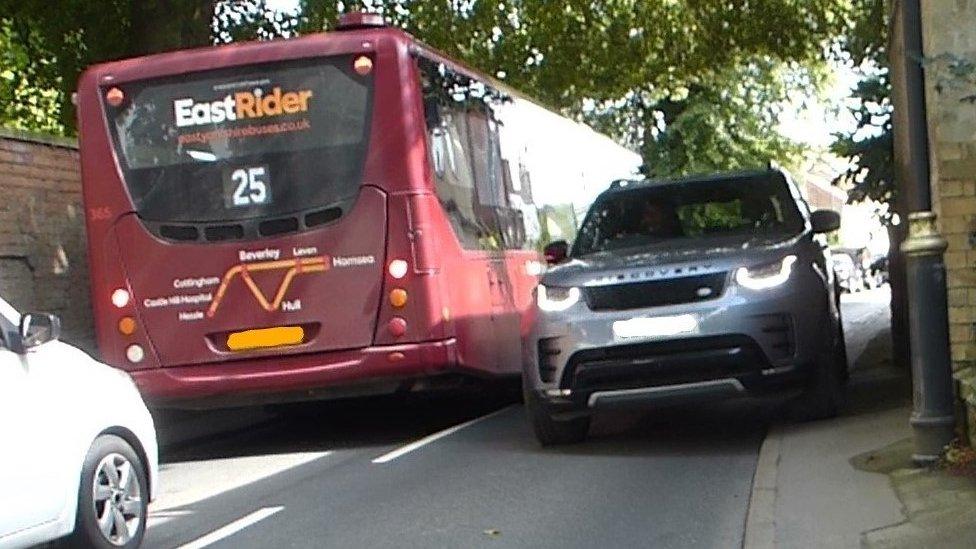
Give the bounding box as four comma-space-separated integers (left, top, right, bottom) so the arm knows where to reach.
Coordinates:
77, 13, 639, 407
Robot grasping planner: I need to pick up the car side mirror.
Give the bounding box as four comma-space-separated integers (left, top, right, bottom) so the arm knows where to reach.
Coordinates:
19, 313, 61, 351
543, 240, 569, 265
811, 209, 841, 234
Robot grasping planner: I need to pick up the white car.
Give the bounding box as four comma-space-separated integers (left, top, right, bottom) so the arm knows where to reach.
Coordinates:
0, 296, 158, 548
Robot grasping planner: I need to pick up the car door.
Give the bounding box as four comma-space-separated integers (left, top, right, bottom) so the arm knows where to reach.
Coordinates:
0, 304, 64, 539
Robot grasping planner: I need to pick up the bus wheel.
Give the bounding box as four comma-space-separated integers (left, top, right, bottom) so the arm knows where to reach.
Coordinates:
523, 385, 589, 446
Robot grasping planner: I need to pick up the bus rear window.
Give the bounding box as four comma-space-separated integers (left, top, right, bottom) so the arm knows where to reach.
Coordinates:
104, 55, 373, 224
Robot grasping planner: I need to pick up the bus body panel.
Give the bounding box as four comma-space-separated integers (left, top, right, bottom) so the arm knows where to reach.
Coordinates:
111, 186, 388, 367
128, 337, 460, 407
78, 30, 429, 378
78, 23, 639, 405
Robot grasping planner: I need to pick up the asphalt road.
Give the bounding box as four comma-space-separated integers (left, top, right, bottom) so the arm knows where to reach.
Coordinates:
142, 289, 892, 549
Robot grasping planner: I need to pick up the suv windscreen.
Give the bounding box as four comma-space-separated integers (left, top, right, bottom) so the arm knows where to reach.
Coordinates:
572, 174, 805, 256
104, 55, 373, 224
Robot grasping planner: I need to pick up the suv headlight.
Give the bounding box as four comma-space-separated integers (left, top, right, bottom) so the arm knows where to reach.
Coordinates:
537, 284, 580, 312
735, 255, 797, 290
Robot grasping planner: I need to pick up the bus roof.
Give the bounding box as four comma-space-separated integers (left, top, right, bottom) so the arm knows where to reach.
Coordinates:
79, 18, 595, 148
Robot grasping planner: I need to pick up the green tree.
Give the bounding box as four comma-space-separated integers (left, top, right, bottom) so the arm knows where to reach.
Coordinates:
0, 0, 291, 134
299, 0, 848, 175
583, 61, 810, 177
829, 0, 893, 219
0, 20, 63, 134
0, 0, 212, 133
2, 0, 850, 160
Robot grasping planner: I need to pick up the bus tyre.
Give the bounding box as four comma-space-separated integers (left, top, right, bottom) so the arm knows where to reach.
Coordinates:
71, 435, 148, 549
524, 386, 590, 446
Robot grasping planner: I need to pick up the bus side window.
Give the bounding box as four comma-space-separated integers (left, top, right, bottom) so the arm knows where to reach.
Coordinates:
424, 96, 442, 131
418, 57, 485, 251
465, 108, 504, 250
430, 126, 447, 178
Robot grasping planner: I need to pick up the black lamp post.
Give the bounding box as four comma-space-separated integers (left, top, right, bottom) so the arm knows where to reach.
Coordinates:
890, 0, 956, 464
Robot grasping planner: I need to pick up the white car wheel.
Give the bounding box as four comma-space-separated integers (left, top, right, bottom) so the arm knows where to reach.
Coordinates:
71, 435, 148, 549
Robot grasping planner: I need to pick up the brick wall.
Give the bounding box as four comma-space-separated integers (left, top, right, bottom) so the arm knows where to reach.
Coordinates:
922, 0, 976, 442
0, 130, 94, 352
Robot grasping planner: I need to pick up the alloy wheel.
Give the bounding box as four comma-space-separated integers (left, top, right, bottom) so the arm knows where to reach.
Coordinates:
92, 452, 143, 546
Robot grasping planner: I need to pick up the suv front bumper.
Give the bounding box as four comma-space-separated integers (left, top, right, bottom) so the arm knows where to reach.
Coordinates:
524, 268, 831, 412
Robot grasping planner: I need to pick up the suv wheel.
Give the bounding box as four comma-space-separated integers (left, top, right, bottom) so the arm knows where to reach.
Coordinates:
836, 320, 850, 384
790, 323, 844, 422
524, 385, 590, 446
71, 434, 148, 549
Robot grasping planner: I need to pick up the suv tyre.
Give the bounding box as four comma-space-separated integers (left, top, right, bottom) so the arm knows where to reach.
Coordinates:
524, 383, 590, 446
790, 323, 844, 421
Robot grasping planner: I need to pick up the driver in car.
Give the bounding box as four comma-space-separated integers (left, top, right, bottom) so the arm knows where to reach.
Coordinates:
615, 199, 681, 240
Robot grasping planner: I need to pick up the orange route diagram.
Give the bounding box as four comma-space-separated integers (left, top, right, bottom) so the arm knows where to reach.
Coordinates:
207, 255, 329, 318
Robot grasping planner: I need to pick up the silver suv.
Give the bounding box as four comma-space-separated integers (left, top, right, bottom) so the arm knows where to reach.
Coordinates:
523, 169, 846, 445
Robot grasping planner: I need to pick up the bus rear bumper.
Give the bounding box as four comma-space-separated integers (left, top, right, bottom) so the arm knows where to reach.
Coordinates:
129, 338, 460, 408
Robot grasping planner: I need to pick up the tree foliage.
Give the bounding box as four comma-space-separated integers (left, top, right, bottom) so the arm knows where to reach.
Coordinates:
299, 0, 847, 176
0, 20, 63, 134
584, 60, 811, 177
2, 0, 849, 178
829, 0, 893, 221
830, 73, 893, 212
0, 0, 290, 134
212, 1, 299, 44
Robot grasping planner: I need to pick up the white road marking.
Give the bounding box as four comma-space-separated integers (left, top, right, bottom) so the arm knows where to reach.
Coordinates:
151, 451, 330, 514
372, 406, 513, 464
146, 509, 194, 529
175, 506, 283, 549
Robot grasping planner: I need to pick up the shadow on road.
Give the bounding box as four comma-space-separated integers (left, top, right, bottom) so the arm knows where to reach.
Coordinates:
563, 399, 777, 457
158, 390, 520, 463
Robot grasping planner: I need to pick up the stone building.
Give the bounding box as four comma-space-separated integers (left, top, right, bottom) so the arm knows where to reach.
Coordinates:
921, 0, 976, 441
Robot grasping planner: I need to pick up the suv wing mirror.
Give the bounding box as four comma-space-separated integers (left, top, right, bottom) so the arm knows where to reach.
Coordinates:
811, 209, 841, 234
543, 240, 569, 265
18, 313, 61, 351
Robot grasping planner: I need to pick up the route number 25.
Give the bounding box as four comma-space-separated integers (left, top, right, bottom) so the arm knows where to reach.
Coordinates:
225, 166, 271, 208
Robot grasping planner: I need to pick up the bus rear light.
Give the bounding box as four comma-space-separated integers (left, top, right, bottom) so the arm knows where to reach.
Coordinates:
111, 288, 130, 308
389, 288, 408, 308
388, 317, 407, 337
105, 87, 125, 107
118, 317, 137, 336
125, 344, 145, 364
353, 55, 373, 75
388, 259, 408, 279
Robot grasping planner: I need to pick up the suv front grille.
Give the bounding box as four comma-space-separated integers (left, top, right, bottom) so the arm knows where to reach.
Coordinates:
561, 335, 768, 393
583, 272, 727, 311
